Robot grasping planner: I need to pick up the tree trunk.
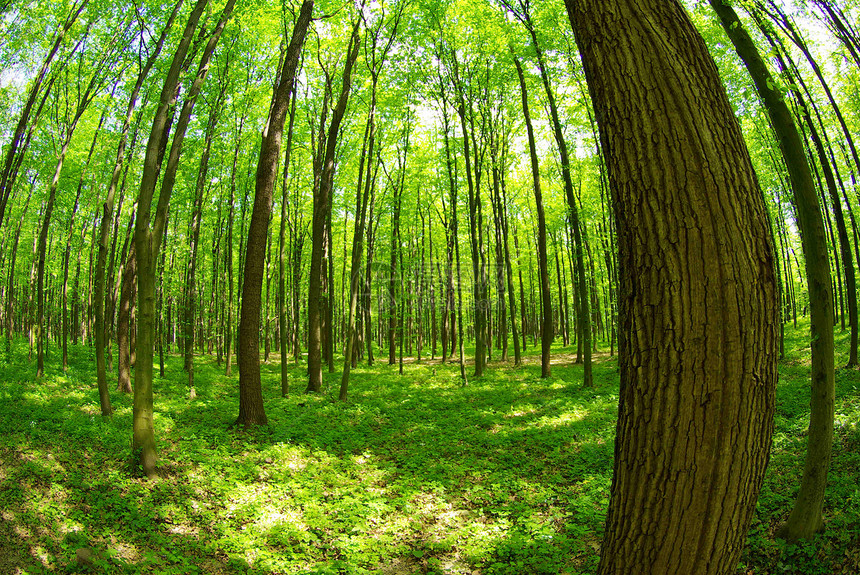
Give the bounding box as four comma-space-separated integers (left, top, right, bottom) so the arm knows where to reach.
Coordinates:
63, 117, 100, 371
802, 107, 858, 367
5, 181, 34, 357
564, 2, 779, 573
279, 71, 299, 397
132, 0, 220, 478
709, 0, 835, 542
512, 51, 552, 379
95, 0, 179, 419
388, 186, 401, 366
237, 0, 313, 424
185, 72, 226, 398
515, 7, 592, 384
307, 22, 360, 393
341, 46, 388, 399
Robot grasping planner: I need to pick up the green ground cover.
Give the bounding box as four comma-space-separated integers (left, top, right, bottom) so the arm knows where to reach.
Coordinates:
0, 325, 858, 574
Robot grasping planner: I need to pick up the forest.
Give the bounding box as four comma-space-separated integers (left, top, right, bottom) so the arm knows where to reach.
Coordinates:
0, 0, 859, 573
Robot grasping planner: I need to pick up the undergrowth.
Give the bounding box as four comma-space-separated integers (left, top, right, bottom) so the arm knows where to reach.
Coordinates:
0, 324, 857, 574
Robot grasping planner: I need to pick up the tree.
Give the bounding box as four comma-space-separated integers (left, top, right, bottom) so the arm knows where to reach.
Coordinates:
237, 0, 314, 426
503, 0, 592, 385
94, 0, 182, 417
708, 0, 835, 541
36, 22, 122, 377
0, 0, 88, 231
340, 0, 403, 401
185, 57, 229, 398
563, 1, 779, 573
132, 0, 231, 477
307, 19, 361, 393
512, 50, 552, 379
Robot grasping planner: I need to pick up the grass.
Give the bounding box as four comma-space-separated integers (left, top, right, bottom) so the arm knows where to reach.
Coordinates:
0, 325, 858, 574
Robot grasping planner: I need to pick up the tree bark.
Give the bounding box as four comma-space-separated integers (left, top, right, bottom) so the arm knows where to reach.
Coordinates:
564, 2, 779, 573
132, 0, 219, 478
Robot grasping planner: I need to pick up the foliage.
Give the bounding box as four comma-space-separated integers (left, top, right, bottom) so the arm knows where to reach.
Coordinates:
0, 324, 858, 574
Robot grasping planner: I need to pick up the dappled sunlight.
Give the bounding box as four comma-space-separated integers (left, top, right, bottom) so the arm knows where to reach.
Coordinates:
1, 333, 859, 572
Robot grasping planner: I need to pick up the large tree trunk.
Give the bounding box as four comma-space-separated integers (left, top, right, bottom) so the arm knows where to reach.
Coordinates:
564, 2, 779, 573
95, 0, 180, 419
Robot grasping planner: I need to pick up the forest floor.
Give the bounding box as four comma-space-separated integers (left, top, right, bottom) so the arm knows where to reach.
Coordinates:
0, 325, 858, 574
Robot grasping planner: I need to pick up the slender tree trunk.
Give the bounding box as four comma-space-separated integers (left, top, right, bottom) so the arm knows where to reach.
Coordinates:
341, 64, 383, 400
224, 117, 246, 378
364, 197, 376, 365
132, 0, 220, 477
237, 0, 313, 424
278, 72, 299, 397
710, 0, 835, 542
117, 241, 136, 393
5, 181, 34, 357
500, 177, 521, 366
307, 22, 360, 393
453, 69, 487, 378
513, 8, 592, 384
802, 107, 858, 366
512, 52, 552, 378
388, 185, 402, 366
62, 117, 100, 372
185, 74, 226, 398
37, 135, 72, 378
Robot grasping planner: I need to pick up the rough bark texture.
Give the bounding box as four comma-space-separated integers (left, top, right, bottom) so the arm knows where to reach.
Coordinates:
563, 2, 779, 574
238, 0, 313, 425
